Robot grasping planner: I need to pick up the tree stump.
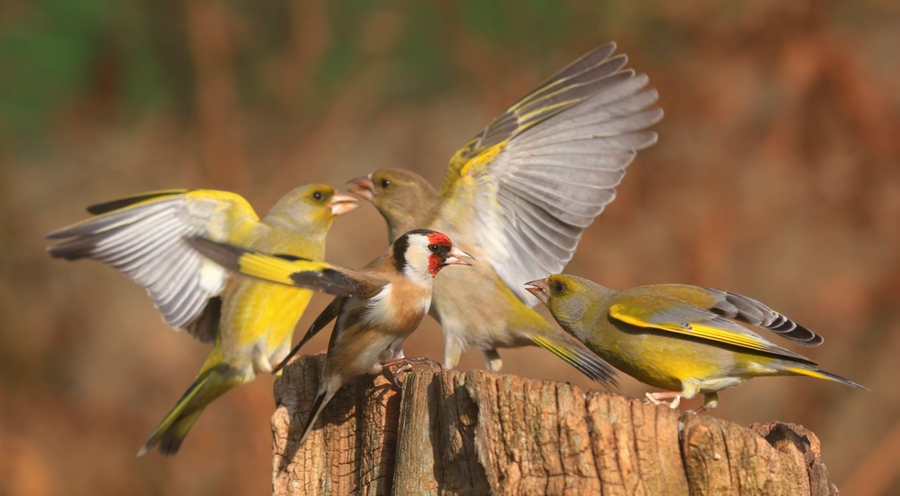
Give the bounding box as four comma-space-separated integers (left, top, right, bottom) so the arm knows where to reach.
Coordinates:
272, 355, 838, 496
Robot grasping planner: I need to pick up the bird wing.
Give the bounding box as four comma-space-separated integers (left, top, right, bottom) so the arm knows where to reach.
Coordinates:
186, 237, 387, 299
437, 42, 662, 303
46, 190, 261, 340
700, 287, 824, 346
296, 297, 344, 350
608, 302, 817, 365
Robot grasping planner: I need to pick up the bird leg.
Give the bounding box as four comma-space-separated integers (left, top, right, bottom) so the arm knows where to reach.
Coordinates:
482, 348, 503, 372
380, 357, 442, 389
698, 392, 719, 411
644, 391, 682, 409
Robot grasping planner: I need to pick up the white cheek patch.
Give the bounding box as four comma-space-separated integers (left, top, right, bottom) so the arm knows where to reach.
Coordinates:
402, 248, 435, 286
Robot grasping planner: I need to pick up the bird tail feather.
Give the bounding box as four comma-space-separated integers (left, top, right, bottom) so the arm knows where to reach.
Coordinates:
298, 388, 338, 446
530, 334, 620, 389
138, 362, 246, 456
782, 366, 867, 390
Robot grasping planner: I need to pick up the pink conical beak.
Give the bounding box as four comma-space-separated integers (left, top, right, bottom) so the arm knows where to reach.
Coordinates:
443, 246, 474, 266
347, 175, 374, 201
525, 278, 549, 304
329, 193, 359, 216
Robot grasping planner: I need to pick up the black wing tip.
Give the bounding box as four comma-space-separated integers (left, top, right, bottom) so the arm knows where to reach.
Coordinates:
289, 268, 361, 297
184, 236, 245, 271
86, 190, 188, 216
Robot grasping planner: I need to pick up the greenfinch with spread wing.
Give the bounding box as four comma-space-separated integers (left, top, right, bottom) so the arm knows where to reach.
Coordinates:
348, 42, 660, 384
526, 274, 866, 410
47, 185, 357, 455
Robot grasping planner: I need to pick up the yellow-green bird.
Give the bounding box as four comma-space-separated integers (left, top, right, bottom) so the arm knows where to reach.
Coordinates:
347, 42, 661, 384
46, 185, 357, 455
526, 274, 866, 410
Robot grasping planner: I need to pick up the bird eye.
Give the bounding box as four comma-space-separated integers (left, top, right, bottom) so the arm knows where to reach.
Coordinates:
428, 244, 440, 253
551, 280, 566, 294
312, 191, 324, 201
380, 179, 391, 188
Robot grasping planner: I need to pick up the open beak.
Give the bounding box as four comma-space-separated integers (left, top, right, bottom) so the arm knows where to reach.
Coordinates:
347, 175, 375, 201
443, 246, 475, 266
329, 193, 359, 216
525, 278, 549, 304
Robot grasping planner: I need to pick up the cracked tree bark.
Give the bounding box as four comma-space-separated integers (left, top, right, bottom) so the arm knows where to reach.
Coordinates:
272, 355, 838, 496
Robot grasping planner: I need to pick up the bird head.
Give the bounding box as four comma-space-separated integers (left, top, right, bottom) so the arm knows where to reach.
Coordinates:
267, 184, 358, 233
347, 170, 441, 236
393, 229, 474, 282
526, 274, 602, 334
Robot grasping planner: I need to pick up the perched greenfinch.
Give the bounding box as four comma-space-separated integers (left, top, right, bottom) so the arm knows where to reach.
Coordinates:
347, 42, 660, 383
46, 186, 357, 455
526, 274, 866, 410
188, 229, 473, 444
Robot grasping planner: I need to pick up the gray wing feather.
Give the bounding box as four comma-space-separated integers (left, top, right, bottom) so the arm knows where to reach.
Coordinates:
471, 49, 661, 302
640, 305, 817, 364
47, 195, 231, 338
703, 287, 824, 346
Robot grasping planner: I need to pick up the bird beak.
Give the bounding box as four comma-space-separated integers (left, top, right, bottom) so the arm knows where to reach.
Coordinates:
525, 278, 549, 304
329, 193, 359, 216
443, 246, 475, 266
347, 175, 374, 201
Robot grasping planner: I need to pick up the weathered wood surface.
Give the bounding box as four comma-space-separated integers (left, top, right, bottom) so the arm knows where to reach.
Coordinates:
272, 355, 838, 496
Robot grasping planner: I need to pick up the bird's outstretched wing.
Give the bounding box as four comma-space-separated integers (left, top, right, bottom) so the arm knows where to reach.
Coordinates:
186, 237, 386, 299
608, 301, 817, 365
438, 42, 663, 303
47, 190, 260, 341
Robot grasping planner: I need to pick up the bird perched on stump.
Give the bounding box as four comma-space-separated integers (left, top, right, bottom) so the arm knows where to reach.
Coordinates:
526, 274, 866, 410
46, 185, 357, 455
347, 42, 660, 384
188, 229, 473, 445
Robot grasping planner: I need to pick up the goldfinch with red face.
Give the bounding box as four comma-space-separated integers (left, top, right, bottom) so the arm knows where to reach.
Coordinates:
527, 274, 866, 410
188, 229, 473, 444
46, 185, 357, 455
348, 42, 660, 384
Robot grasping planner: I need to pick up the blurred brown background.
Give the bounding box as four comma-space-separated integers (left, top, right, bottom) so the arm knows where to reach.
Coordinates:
2, 0, 898, 494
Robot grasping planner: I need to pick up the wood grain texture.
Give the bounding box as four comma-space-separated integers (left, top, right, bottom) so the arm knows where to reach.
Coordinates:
272, 355, 838, 496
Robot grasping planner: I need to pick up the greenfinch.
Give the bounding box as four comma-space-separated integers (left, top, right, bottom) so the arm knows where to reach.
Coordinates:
347, 42, 660, 383
188, 229, 473, 444
526, 274, 866, 410
47, 186, 357, 455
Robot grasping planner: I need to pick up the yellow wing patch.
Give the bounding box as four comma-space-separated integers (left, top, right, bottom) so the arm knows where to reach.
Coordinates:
459, 141, 507, 178
442, 141, 507, 196
236, 252, 331, 287
609, 304, 779, 355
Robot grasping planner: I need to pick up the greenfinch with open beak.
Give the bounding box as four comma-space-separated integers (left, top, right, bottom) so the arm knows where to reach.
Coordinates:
47, 185, 357, 455
188, 229, 473, 444
348, 42, 660, 384
526, 274, 866, 410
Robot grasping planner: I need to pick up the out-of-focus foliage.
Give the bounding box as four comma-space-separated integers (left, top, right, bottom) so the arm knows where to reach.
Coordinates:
2, 0, 899, 495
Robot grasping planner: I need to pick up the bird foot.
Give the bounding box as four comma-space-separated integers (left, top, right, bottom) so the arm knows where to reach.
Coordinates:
644, 392, 682, 409
381, 356, 442, 389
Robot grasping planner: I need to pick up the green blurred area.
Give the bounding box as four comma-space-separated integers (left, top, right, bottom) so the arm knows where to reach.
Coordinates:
2, 1, 900, 495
